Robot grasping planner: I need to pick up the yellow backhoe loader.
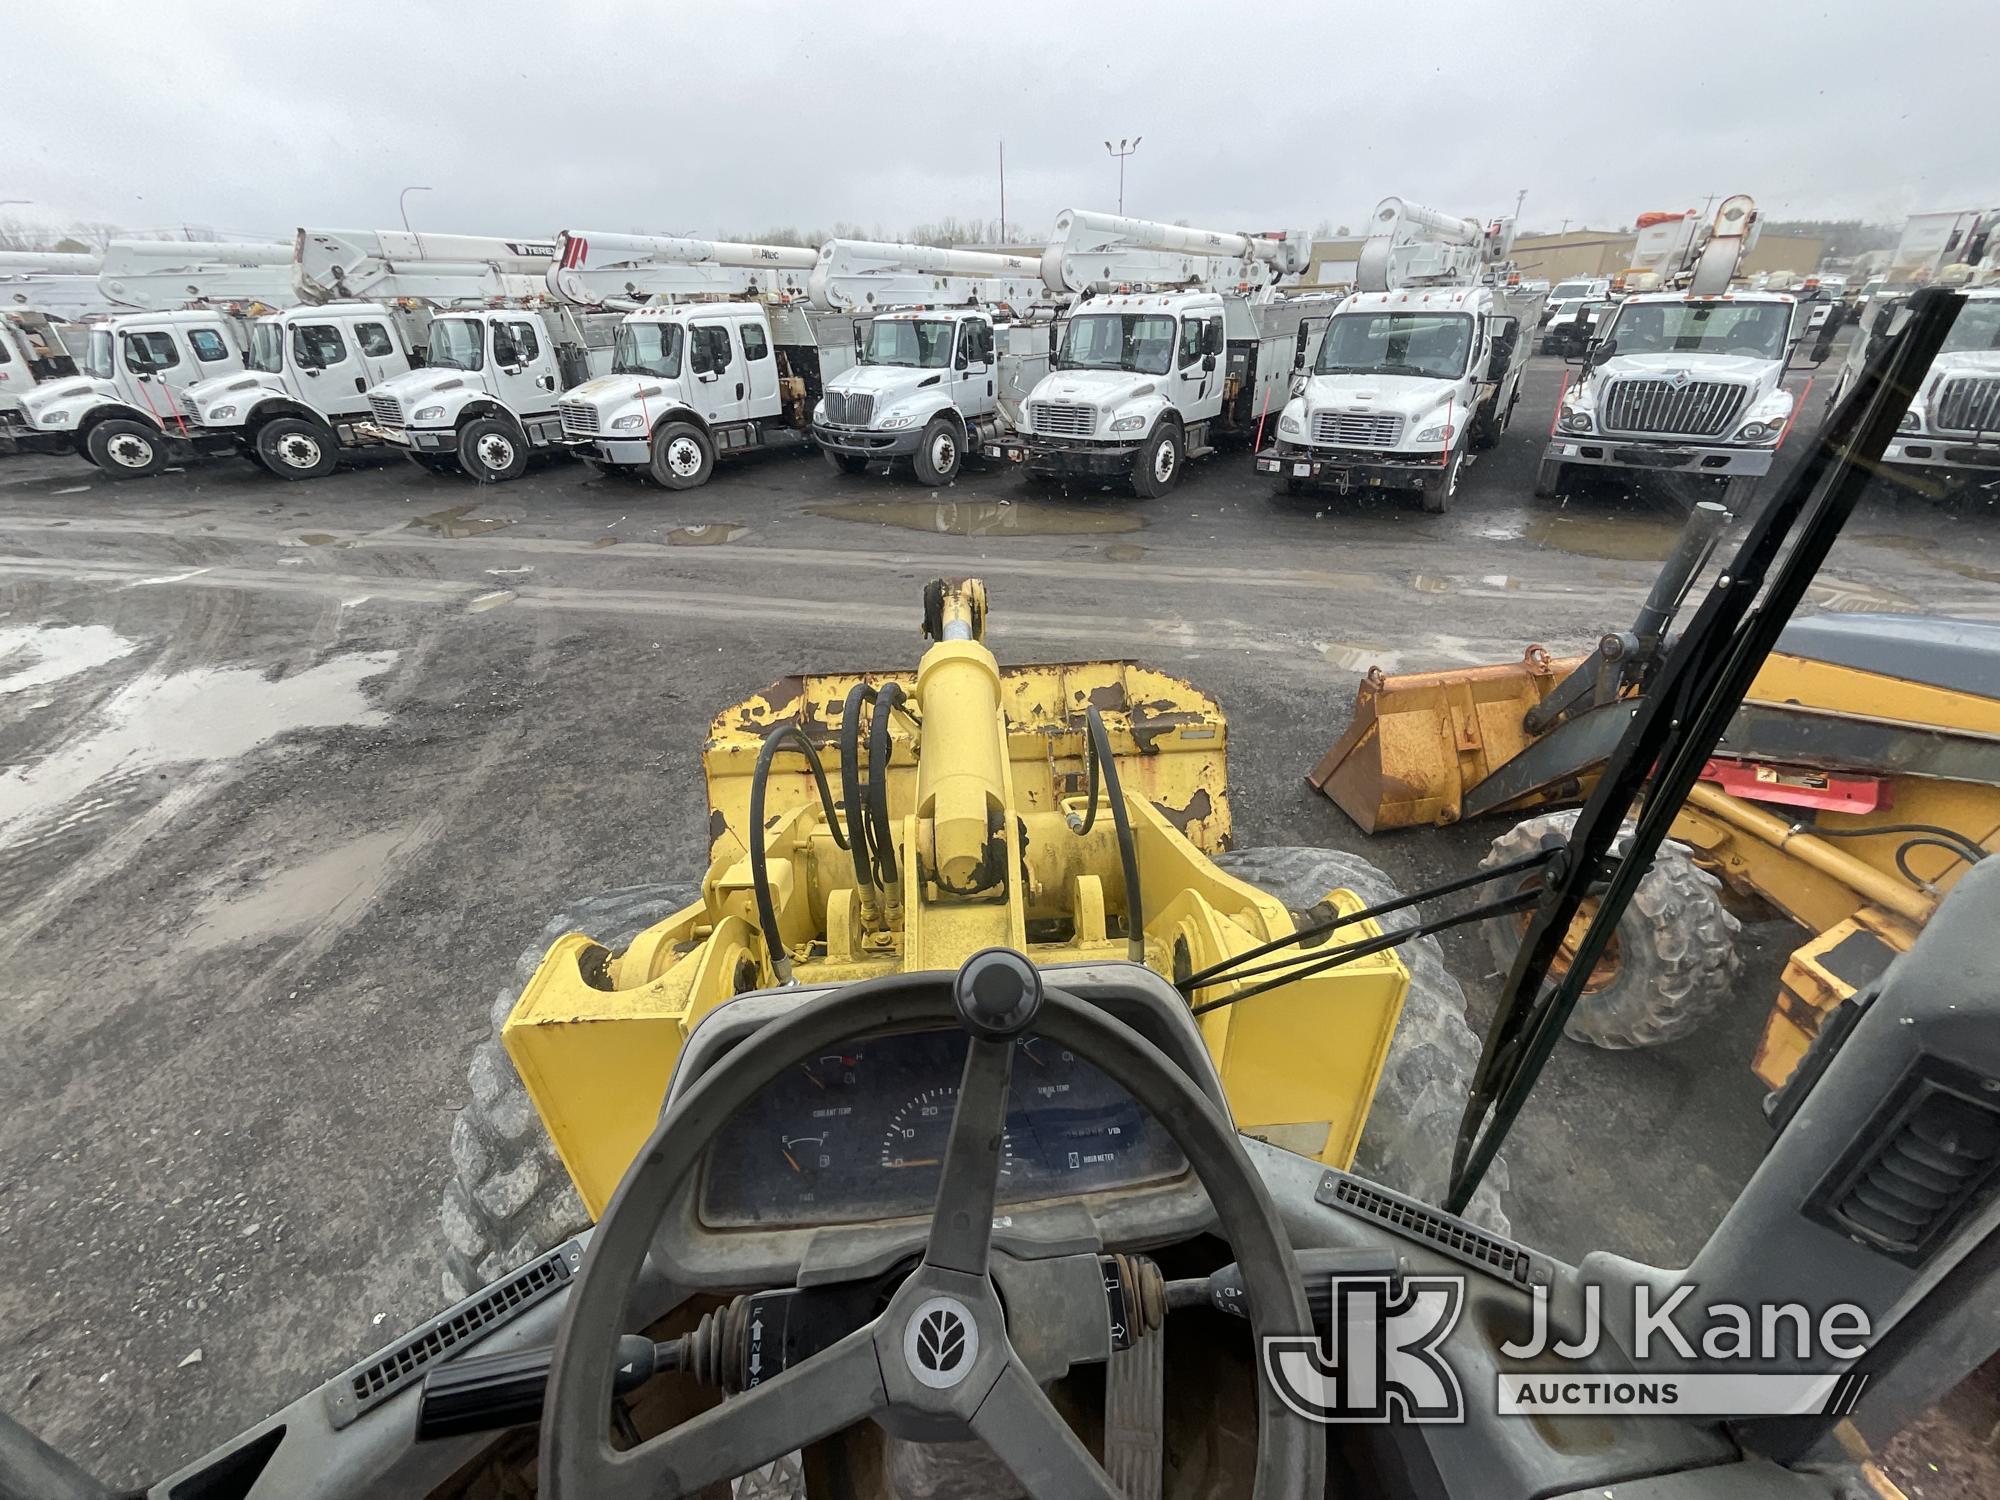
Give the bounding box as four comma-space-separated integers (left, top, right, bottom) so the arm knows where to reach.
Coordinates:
440, 578, 1504, 1299
1310, 501, 2000, 1086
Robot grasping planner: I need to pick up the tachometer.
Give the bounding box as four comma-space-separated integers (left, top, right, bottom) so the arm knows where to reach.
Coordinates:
880, 1086, 1015, 1181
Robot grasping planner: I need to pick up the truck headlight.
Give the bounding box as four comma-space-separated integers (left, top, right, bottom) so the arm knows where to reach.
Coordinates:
1277, 411, 1302, 436
1736, 420, 1780, 442
412, 405, 446, 422
208, 405, 236, 422
40, 410, 68, 425
1110, 414, 1146, 434
812, 402, 827, 424
1897, 410, 1921, 433
880, 412, 917, 430
1413, 422, 1450, 443
611, 414, 645, 431
1560, 410, 1593, 433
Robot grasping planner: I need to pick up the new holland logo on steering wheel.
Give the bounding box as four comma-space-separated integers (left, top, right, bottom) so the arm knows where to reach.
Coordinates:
904, 1295, 979, 1389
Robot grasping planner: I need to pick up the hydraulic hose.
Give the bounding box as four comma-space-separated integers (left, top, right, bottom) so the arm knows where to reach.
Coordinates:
747, 723, 848, 984
868, 682, 906, 890
839, 683, 879, 895
1072, 705, 1145, 964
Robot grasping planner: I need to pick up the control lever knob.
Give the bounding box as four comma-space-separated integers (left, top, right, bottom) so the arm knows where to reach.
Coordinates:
953, 947, 1044, 1040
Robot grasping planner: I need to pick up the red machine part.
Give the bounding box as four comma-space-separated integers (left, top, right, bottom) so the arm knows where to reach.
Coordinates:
1700, 758, 1891, 814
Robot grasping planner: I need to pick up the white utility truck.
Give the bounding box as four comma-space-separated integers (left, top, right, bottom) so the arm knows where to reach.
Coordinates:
808, 240, 1053, 483
1256, 197, 1541, 512
555, 298, 860, 488
1876, 283, 2000, 495
984, 210, 1315, 496
0, 308, 86, 454
1542, 195, 1805, 507
98, 239, 297, 311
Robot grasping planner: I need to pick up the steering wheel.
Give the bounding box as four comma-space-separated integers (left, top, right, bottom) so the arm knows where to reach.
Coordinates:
540, 951, 1323, 1499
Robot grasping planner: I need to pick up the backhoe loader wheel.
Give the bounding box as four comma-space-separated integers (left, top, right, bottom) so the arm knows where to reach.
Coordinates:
1130, 422, 1183, 498
650, 421, 714, 490
1478, 810, 1741, 1050
1210, 846, 1512, 1235
440, 882, 696, 1301
458, 417, 528, 484
912, 416, 962, 486
255, 416, 339, 480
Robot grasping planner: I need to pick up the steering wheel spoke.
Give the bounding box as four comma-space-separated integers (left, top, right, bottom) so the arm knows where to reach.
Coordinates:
922, 1035, 1015, 1274
599, 1323, 886, 1500
971, 1356, 1123, 1500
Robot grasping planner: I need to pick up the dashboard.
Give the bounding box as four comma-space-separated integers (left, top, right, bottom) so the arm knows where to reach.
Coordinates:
699, 1026, 1188, 1228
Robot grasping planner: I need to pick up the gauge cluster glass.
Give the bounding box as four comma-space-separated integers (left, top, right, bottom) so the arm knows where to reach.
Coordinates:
698, 1027, 1188, 1228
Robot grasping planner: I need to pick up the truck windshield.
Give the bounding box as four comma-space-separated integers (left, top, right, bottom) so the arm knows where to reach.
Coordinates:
1608, 301, 1791, 360
859, 319, 955, 368
1316, 312, 1473, 379
613, 321, 682, 378
428, 318, 485, 372
1940, 301, 2000, 353
1551, 282, 1597, 301
1058, 314, 1175, 375
84, 328, 114, 380
249, 322, 284, 373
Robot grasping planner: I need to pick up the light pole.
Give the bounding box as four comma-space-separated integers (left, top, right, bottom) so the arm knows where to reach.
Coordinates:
399, 185, 432, 234
1104, 137, 1141, 215
1514, 188, 1527, 227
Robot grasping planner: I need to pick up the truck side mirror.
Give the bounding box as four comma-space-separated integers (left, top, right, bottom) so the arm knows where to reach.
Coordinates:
1204, 322, 1224, 355
1201, 353, 1217, 373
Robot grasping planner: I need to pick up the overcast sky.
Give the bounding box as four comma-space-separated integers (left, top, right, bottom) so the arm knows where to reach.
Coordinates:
6, 0, 1991, 247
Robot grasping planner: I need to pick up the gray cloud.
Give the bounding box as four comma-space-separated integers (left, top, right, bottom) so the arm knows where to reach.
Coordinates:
6, 0, 1990, 244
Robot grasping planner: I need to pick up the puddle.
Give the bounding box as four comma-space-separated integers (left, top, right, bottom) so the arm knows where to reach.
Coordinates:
1478, 575, 1523, 590
0, 650, 397, 848
1411, 575, 1452, 593
1850, 534, 2000, 585
0, 624, 136, 697
1809, 578, 1924, 614
666, 523, 748, 547
467, 589, 516, 612
184, 826, 417, 952
485, 565, 534, 577
406, 504, 513, 539
51, 485, 92, 496
1103, 542, 1148, 562
298, 533, 339, 547
588, 536, 619, 549
806, 499, 1145, 537
1523, 511, 1682, 562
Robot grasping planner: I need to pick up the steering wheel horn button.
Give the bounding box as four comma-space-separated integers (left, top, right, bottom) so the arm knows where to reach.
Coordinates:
903, 1295, 980, 1389
953, 947, 1045, 1039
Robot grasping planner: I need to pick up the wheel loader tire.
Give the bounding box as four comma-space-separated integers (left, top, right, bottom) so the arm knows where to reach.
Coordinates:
911, 416, 963, 486
822, 447, 870, 476
440, 882, 697, 1301
1210, 846, 1512, 1236
1478, 810, 1741, 1051
1533, 455, 1565, 500
649, 421, 714, 490
1129, 422, 1183, 498
255, 415, 339, 480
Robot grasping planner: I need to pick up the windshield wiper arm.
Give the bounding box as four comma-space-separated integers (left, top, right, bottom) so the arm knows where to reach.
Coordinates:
1445, 287, 1966, 1217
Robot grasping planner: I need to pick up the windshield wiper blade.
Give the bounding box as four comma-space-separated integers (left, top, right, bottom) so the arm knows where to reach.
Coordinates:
1444, 287, 1966, 1218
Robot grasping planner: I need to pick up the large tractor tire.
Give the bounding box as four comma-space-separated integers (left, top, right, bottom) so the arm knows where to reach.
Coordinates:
440, 883, 696, 1301
1478, 810, 1741, 1050
1211, 846, 1511, 1235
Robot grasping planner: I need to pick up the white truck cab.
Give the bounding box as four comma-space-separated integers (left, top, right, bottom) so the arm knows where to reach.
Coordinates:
357, 305, 615, 480
1884, 286, 2000, 487
1259, 284, 1539, 511
1543, 276, 1613, 325
812, 308, 1048, 485
18, 308, 251, 477
181, 301, 425, 478
1542, 289, 1803, 505
556, 300, 856, 489
0, 309, 85, 454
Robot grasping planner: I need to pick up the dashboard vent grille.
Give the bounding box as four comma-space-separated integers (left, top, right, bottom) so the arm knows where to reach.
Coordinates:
326, 1241, 576, 1428
1319, 1173, 1535, 1285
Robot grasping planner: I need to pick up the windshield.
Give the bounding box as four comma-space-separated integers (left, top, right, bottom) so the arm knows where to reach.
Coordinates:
249, 322, 284, 374
428, 318, 484, 372
613, 320, 682, 378
860, 319, 955, 368
1940, 300, 2000, 354
1058, 313, 1175, 375
1551, 282, 1597, 300
83, 327, 113, 379
1315, 311, 1474, 379
1606, 300, 1791, 360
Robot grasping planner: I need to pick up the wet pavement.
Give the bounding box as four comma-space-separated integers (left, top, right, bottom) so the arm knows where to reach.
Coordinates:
0, 353, 1996, 1484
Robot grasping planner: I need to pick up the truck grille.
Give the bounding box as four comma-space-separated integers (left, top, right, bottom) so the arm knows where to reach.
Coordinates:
368, 394, 404, 428
823, 390, 874, 427
1312, 410, 1403, 447
176, 391, 200, 418
1029, 401, 1095, 437
1933, 376, 2000, 435
558, 401, 600, 436
1602, 377, 1748, 438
